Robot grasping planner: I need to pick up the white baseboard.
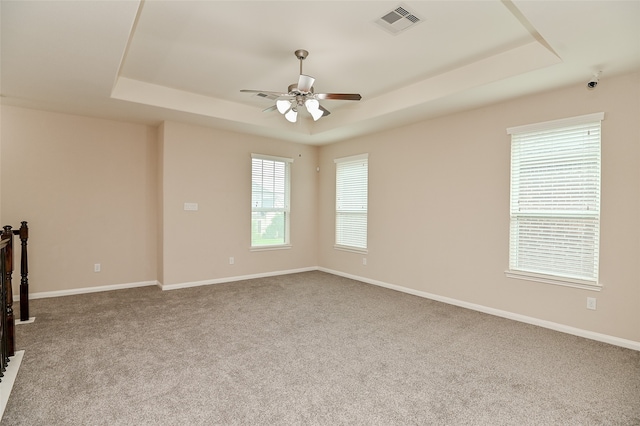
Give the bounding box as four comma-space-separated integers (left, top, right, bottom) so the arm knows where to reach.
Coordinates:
9, 267, 638, 351
14, 280, 159, 300
0, 350, 24, 421
159, 267, 317, 291
318, 267, 640, 352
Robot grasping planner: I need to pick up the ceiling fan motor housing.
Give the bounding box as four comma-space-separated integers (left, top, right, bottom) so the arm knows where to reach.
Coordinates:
294, 49, 309, 61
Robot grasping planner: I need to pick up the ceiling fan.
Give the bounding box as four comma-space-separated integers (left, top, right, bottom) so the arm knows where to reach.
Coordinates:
240, 49, 362, 123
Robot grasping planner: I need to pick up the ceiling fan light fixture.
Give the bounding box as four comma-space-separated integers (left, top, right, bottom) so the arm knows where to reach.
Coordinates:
305, 99, 323, 121
276, 99, 292, 114
305, 98, 319, 110
285, 108, 298, 123
240, 50, 361, 124
309, 108, 324, 121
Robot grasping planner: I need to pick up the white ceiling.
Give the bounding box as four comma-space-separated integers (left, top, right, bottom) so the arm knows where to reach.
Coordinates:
2, 1, 639, 145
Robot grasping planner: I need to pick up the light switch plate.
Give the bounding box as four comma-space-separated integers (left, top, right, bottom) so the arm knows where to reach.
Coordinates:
184, 202, 198, 211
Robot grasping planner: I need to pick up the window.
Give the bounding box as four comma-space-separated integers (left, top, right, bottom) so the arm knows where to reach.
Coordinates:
506, 112, 604, 289
335, 154, 368, 251
251, 154, 292, 248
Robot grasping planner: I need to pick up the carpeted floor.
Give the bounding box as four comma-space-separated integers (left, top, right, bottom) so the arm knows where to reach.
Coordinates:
3, 271, 640, 425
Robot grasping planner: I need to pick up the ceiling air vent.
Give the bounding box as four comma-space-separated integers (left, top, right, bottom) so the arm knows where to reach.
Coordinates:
375, 4, 422, 35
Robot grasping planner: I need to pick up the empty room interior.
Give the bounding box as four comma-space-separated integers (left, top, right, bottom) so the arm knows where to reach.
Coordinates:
1, 1, 639, 424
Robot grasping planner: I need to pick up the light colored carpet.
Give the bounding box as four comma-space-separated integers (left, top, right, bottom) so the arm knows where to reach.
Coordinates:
3, 271, 640, 425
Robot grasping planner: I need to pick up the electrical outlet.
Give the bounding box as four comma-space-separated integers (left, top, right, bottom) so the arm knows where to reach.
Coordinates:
229, 257, 234, 265
362, 257, 367, 266
586, 297, 597, 310
94, 263, 101, 273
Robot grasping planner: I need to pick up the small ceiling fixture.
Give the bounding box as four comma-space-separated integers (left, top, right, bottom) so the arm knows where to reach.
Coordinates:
241, 49, 362, 123
587, 71, 601, 89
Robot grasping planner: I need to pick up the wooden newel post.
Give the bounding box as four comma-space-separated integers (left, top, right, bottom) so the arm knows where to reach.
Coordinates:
2, 226, 15, 357
18, 222, 29, 322
0, 238, 9, 378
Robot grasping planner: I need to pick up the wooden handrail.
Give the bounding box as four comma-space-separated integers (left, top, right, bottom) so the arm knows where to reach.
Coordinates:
0, 222, 31, 374
0, 237, 10, 379
1, 227, 15, 357
0, 221, 29, 359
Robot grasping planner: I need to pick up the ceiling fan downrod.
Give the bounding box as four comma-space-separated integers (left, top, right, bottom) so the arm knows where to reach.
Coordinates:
294, 49, 308, 75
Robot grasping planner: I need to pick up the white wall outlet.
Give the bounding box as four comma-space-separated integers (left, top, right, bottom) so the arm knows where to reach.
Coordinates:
94, 263, 101, 272
184, 202, 198, 211
586, 297, 597, 310
229, 257, 234, 265
362, 257, 367, 266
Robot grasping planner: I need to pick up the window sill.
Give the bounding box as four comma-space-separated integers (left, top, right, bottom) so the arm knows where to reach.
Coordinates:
250, 244, 291, 252
334, 245, 368, 255
505, 270, 602, 292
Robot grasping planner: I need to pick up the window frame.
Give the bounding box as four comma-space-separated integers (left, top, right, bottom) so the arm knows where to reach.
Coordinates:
334, 153, 369, 253
505, 112, 604, 291
250, 153, 293, 250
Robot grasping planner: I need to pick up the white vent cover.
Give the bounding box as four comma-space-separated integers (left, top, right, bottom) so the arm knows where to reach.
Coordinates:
375, 5, 422, 35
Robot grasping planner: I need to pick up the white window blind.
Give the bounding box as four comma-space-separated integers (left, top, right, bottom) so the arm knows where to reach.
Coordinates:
251, 154, 292, 247
507, 113, 603, 287
335, 154, 368, 250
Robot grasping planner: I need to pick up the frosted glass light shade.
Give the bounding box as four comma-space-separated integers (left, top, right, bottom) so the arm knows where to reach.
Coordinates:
305, 99, 319, 111
276, 100, 292, 114
285, 108, 298, 123
305, 99, 323, 121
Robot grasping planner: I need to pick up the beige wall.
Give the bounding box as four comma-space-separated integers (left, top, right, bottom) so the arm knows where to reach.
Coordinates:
1, 106, 158, 293
319, 71, 640, 342
0, 109, 319, 292
159, 121, 318, 286
1, 71, 637, 344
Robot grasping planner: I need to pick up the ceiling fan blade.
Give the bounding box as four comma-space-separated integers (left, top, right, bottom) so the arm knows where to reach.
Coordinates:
297, 74, 315, 92
316, 93, 362, 101
262, 105, 278, 113
319, 105, 331, 117
240, 89, 289, 97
